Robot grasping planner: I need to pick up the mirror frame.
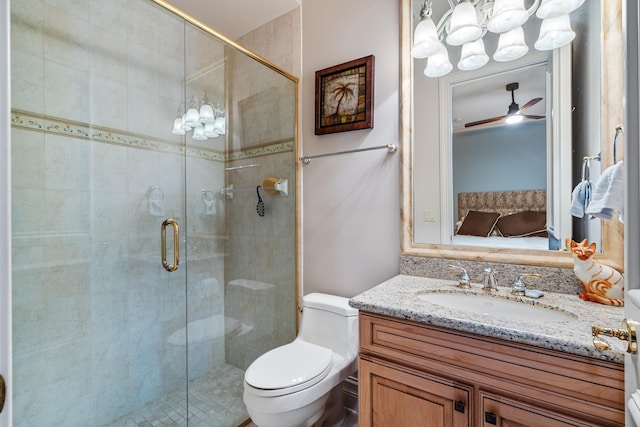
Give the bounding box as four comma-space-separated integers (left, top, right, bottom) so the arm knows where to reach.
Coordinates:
400, 0, 624, 271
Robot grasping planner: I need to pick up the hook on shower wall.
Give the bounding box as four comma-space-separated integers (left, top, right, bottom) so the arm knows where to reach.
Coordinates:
613, 124, 623, 164
147, 186, 165, 217
260, 177, 288, 197
147, 186, 165, 200
202, 190, 216, 201
202, 190, 217, 216
220, 177, 289, 198
219, 177, 289, 218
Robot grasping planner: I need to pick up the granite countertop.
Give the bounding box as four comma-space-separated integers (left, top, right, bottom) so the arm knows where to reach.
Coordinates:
349, 274, 627, 364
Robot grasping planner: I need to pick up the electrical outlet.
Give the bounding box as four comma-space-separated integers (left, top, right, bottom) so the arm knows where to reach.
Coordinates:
423, 209, 437, 222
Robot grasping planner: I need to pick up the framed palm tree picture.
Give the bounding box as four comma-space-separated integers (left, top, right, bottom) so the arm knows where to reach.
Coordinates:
315, 55, 374, 135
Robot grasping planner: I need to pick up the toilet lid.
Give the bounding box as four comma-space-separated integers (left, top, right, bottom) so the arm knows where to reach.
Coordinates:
245, 341, 333, 391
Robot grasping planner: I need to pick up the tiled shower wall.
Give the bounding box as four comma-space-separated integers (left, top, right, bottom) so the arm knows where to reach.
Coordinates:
10, 1, 226, 425
223, 12, 299, 369
237, 8, 302, 78
223, 149, 297, 369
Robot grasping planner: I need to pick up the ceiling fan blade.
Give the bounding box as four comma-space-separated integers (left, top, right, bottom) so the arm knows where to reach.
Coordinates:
522, 114, 545, 120
464, 115, 506, 128
517, 97, 542, 114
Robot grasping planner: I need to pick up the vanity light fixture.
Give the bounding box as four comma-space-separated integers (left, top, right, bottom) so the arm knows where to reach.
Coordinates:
446, 0, 483, 46
172, 93, 226, 140
458, 38, 490, 70
494, 26, 529, 61
536, 0, 584, 19
534, 13, 575, 50
412, 0, 585, 77
425, 45, 454, 77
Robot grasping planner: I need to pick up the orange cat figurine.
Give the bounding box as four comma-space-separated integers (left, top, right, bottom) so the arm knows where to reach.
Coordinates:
566, 238, 624, 306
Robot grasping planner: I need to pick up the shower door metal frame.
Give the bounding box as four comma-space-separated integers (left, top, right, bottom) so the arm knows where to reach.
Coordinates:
0, 0, 12, 425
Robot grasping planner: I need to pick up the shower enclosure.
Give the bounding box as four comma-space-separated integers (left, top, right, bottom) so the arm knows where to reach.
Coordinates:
10, 0, 298, 425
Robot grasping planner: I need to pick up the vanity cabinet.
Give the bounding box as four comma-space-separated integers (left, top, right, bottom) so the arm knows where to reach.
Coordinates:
358, 312, 624, 426
360, 358, 471, 426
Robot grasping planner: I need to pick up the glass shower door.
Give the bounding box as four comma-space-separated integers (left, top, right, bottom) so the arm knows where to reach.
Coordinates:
178, 22, 250, 425
10, 0, 191, 425
11, 0, 298, 424
177, 9, 298, 422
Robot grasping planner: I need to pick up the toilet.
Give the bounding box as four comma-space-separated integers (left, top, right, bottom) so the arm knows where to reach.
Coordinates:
243, 293, 359, 427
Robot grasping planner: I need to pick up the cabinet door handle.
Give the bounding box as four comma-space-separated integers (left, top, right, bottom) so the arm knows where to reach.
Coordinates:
161, 219, 179, 272
0, 374, 5, 414
454, 400, 465, 413
484, 411, 497, 425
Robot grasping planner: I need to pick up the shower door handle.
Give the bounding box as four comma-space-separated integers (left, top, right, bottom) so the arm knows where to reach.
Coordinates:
0, 374, 5, 414
161, 218, 180, 272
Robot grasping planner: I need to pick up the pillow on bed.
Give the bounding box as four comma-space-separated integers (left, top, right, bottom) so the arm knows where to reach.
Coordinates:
456, 211, 501, 237
496, 211, 547, 237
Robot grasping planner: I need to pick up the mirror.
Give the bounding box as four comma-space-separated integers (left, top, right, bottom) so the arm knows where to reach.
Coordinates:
400, 0, 624, 270
440, 53, 566, 252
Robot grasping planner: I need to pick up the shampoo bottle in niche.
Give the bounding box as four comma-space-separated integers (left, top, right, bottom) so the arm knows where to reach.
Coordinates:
566, 238, 624, 306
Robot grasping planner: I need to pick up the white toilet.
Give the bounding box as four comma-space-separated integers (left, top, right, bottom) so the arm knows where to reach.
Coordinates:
243, 293, 359, 427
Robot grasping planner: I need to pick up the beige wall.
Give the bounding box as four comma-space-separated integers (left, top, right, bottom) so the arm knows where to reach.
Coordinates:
301, 0, 401, 297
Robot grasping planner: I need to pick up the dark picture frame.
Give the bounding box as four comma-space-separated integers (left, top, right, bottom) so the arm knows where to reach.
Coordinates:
315, 55, 374, 135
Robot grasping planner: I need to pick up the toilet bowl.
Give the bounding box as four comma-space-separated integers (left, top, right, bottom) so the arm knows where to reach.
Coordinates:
243, 293, 359, 427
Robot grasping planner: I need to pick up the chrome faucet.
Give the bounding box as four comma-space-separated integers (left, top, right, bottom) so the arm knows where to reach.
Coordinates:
482, 266, 498, 291
510, 273, 541, 296
448, 265, 471, 288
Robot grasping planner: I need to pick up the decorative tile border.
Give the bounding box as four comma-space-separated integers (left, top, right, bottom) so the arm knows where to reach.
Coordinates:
228, 140, 295, 161
11, 109, 293, 162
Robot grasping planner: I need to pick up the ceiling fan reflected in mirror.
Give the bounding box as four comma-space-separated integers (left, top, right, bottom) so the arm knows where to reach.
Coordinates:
464, 82, 545, 128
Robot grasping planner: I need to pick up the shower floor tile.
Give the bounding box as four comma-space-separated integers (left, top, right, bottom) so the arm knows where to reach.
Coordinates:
104, 363, 248, 427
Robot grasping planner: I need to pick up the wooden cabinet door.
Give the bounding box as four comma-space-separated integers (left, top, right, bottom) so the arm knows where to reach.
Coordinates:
360, 358, 471, 427
479, 391, 602, 427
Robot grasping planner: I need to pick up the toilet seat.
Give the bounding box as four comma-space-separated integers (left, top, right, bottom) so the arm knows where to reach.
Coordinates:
245, 341, 334, 397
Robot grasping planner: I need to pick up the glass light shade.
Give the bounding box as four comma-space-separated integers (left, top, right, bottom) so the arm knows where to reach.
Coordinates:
457, 39, 489, 71
180, 114, 192, 132
412, 16, 442, 58
494, 26, 529, 61
191, 125, 208, 141
534, 14, 575, 51
184, 107, 201, 128
199, 103, 215, 123
536, 0, 585, 19
213, 116, 226, 135
203, 123, 219, 138
487, 0, 529, 34
171, 117, 185, 135
506, 114, 523, 124
445, 1, 482, 46
424, 47, 452, 78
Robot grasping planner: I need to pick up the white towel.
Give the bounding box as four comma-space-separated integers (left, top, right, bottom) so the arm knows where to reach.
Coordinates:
585, 160, 624, 223
569, 180, 592, 218
203, 199, 216, 216
148, 199, 165, 216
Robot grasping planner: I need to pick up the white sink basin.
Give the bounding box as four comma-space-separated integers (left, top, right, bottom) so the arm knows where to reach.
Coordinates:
416, 292, 576, 322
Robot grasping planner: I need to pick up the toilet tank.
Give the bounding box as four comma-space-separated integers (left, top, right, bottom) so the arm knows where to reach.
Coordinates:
298, 293, 359, 360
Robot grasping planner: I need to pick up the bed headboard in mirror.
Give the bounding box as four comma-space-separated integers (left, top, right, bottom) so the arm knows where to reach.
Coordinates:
400, 0, 624, 270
